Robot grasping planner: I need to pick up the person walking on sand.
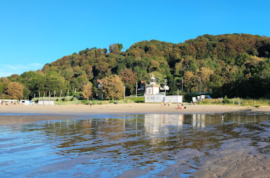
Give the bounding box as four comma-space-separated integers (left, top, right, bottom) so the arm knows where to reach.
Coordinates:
90, 100, 92, 108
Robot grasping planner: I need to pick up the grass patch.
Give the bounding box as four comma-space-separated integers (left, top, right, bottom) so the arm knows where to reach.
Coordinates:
197, 98, 270, 107
55, 100, 81, 105
128, 97, 145, 103
32, 96, 78, 102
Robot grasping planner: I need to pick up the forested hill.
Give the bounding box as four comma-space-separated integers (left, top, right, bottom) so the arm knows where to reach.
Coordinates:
1, 33, 270, 99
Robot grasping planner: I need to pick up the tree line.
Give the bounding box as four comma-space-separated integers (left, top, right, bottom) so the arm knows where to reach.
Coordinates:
1, 33, 270, 100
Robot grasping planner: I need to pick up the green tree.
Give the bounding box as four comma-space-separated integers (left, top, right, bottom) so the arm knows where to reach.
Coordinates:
44, 71, 67, 94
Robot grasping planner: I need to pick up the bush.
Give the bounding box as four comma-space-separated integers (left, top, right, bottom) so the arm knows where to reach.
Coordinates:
223, 95, 230, 104
81, 100, 89, 105
71, 97, 78, 101
129, 97, 145, 103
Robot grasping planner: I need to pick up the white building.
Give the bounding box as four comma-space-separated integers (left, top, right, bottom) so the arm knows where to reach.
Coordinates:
145, 75, 160, 95
144, 75, 183, 103
20, 100, 30, 105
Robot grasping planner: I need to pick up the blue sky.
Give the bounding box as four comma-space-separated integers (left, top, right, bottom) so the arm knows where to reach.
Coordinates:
0, 0, 270, 77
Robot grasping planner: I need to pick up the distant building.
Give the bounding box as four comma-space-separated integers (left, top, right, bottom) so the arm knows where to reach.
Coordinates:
144, 74, 182, 103
19, 100, 33, 105
38, 100, 54, 105
145, 75, 160, 95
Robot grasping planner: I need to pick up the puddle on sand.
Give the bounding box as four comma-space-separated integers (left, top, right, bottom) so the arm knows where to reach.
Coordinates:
0, 113, 270, 177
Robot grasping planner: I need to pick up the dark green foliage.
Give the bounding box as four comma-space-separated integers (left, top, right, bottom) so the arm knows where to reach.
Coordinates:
129, 97, 145, 103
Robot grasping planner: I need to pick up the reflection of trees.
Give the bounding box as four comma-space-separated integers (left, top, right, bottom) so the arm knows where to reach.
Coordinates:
16, 113, 270, 166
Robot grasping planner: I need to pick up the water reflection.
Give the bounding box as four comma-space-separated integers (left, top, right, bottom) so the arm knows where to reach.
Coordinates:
0, 113, 270, 177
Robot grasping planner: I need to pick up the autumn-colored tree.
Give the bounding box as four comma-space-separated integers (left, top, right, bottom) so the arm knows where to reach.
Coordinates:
102, 75, 124, 99
149, 59, 160, 72
119, 69, 137, 85
0, 77, 9, 84
81, 82, 93, 99
94, 61, 111, 77
6, 82, 24, 99
83, 65, 94, 80
183, 71, 194, 92
183, 45, 196, 56
109, 43, 123, 53
119, 69, 138, 95
197, 67, 214, 92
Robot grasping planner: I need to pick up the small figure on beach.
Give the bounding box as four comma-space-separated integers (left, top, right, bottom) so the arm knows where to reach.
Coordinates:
90, 100, 92, 108
178, 104, 186, 110
160, 101, 164, 107
168, 100, 172, 106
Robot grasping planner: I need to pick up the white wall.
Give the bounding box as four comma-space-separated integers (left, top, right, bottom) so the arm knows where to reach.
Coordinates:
145, 95, 165, 103
145, 95, 182, 103
38, 100, 54, 105
20, 100, 30, 105
153, 87, 159, 95
164, 96, 182, 103
146, 87, 159, 95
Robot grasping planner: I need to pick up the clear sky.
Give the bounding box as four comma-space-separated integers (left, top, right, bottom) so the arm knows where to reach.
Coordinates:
0, 0, 270, 77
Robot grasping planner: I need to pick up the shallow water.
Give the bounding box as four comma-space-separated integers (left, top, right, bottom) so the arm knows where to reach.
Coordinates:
1, 113, 270, 177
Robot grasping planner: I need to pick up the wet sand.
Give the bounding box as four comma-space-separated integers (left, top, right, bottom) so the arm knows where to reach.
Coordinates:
191, 139, 270, 178
0, 115, 79, 126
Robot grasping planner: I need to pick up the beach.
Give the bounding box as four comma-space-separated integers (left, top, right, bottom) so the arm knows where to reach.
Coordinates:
0, 103, 260, 115
0, 103, 268, 125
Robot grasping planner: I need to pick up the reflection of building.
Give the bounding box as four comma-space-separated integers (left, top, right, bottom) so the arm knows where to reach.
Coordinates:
144, 114, 185, 136
192, 114, 206, 128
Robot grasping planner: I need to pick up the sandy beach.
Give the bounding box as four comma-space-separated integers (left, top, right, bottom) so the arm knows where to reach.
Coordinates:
0, 103, 268, 126
0, 103, 262, 115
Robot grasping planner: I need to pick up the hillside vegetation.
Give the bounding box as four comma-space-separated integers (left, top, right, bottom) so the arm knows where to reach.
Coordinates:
1, 33, 270, 100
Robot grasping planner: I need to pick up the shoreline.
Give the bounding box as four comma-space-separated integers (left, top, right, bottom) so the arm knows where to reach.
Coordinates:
0, 104, 269, 126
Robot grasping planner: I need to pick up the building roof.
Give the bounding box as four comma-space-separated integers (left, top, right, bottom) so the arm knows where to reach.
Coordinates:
150, 73, 156, 80
97, 79, 103, 84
